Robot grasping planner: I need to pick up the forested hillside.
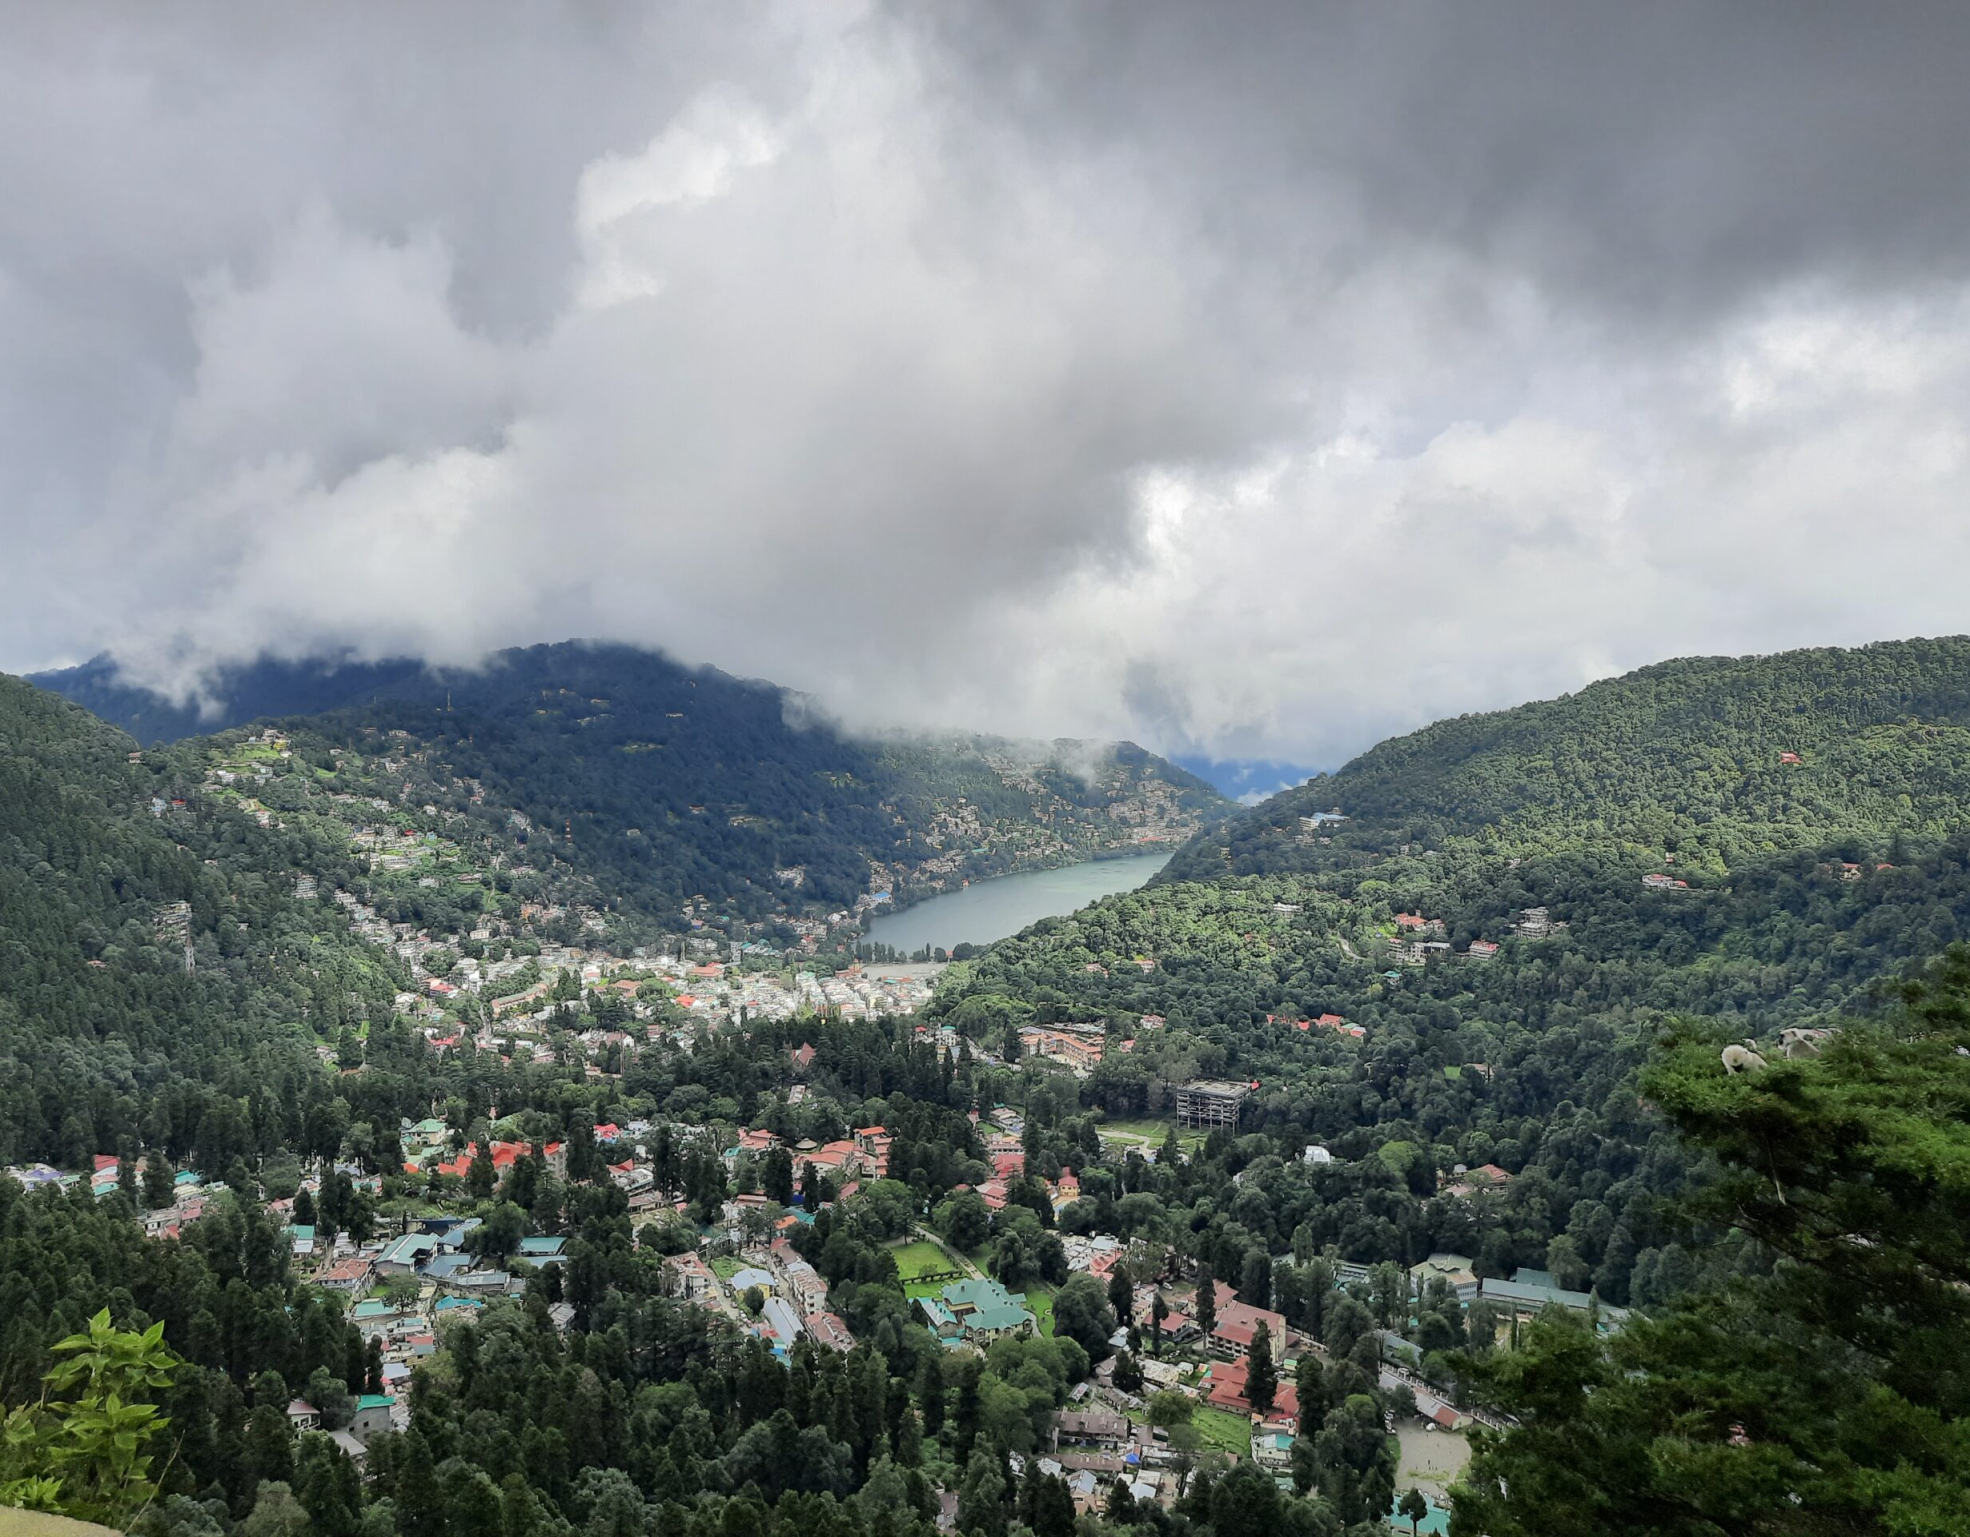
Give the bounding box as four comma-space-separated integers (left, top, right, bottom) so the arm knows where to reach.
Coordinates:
1165, 636, 1970, 882
0, 675, 413, 1168
37, 643, 1227, 916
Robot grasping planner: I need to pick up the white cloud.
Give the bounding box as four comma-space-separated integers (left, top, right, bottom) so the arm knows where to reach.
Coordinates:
7, 5, 1970, 765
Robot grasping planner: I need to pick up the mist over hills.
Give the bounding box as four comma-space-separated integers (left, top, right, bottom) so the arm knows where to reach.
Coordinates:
31, 640, 1229, 916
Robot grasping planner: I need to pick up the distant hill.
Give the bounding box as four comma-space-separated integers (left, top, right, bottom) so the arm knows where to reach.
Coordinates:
29, 652, 427, 744
1163, 636, 1970, 881
34, 642, 1228, 917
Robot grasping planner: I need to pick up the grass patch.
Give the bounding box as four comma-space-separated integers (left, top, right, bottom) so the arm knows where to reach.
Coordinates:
1192, 1405, 1253, 1459
1097, 1118, 1206, 1153
710, 1255, 745, 1281
1023, 1285, 1056, 1337
891, 1239, 962, 1283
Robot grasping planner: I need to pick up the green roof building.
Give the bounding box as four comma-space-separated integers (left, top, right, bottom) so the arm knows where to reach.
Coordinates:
939, 1277, 1035, 1339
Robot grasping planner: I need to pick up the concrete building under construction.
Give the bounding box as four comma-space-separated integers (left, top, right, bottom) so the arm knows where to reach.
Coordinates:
1173, 1079, 1251, 1130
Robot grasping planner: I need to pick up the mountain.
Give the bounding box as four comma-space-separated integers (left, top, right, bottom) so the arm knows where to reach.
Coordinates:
0, 672, 395, 1167
28, 651, 428, 744
34, 642, 1229, 917
1162, 635, 1970, 882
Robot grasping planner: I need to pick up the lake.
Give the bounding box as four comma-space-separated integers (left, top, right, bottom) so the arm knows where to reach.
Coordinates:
865, 851, 1174, 954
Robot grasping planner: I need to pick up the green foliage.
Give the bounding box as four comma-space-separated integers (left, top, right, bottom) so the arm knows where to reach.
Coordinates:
1, 1308, 180, 1525
1172, 635, 1970, 879
1451, 950, 1970, 1536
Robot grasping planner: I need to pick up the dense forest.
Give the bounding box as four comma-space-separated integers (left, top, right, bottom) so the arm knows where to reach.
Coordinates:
37, 643, 1228, 915
1165, 636, 1970, 882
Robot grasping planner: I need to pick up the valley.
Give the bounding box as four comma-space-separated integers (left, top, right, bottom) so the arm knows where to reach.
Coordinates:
0, 636, 1965, 1537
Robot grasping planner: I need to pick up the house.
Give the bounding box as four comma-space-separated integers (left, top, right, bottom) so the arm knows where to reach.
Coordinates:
1207, 1280, 1289, 1360
328, 1429, 368, 1468
1642, 872, 1688, 890
348, 1395, 396, 1442
286, 1400, 321, 1433
316, 1256, 373, 1292
791, 1043, 817, 1072
518, 1236, 567, 1262
1441, 1163, 1513, 1198
1052, 1409, 1130, 1451
1205, 1355, 1301, 1430
1466, 941, 1499, 962
935, 1277, 1036, 1341
784, 1261, 831, 1316
665, 1252, 723, 1303
375, 1232, 440, 1275
806, 1312, 855, 1352
286, 1224, 317, 1258
1253, 1430, 1295, 1470
1779, 751, 1802, 765
351, 1299, 405, 1334
1409, 1252, 1480, 1305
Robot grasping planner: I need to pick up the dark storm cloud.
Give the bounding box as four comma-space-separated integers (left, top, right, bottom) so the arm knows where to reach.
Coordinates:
3, 2, 1969, 762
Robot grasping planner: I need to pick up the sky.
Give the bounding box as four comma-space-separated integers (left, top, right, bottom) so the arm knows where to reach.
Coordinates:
7, 3, 1970, 770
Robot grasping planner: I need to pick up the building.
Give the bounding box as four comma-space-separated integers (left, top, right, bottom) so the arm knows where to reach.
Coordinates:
1052, 1409, 1130, 1450
348, 1395, 396, 1442
1479, 1268, 1629, 1330
1409, 1252, 1480, 1305
760, 1296, 804, 1353
1207, 1280, 1289, 1361
1019, 1025, 1106, 1074
1173, 1080, 1251, 1130
1442, 1163, 1513, 1199
807, 1312, 855, 1352
316, 1256, 373, 1292
664, 1252, 722, 1303
1252, 1430, 1295, 1470
1204, 1355, 1301, 1430
935, 1277, 1036, 1342
784, 1260, 831, 1316
375, 1232, 440, 1275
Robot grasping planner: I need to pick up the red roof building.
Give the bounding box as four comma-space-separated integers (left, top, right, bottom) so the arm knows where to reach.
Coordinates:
1205, 1357, 1301, 1431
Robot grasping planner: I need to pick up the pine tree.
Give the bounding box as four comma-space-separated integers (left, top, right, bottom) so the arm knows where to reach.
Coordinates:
1246, 1321, 1277, 1414
1195, 1260, 1217, 1342
142, 1148, 173, 1210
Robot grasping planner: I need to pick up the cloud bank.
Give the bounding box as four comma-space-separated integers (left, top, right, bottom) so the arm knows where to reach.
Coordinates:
5, 2, 1970, 765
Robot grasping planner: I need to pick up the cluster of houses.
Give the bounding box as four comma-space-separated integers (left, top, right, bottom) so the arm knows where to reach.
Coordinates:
662, 1227, 857, 1358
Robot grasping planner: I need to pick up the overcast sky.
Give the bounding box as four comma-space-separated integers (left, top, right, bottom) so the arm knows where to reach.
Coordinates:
7, 3, 1970, 768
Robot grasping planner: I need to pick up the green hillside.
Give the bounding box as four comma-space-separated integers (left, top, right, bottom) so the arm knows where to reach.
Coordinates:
0, 675, 398, 1167
38, 642, 1228, 917
1165, 635, 1970, 882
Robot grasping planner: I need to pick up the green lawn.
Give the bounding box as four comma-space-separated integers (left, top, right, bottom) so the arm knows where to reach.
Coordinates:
710, 1255, 745, 1281
1192, 1405, 1253, 1459
1023, 1285, 1056, 1336
891, 1239, 963, 1283
1096, 1118, 1206, 1153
